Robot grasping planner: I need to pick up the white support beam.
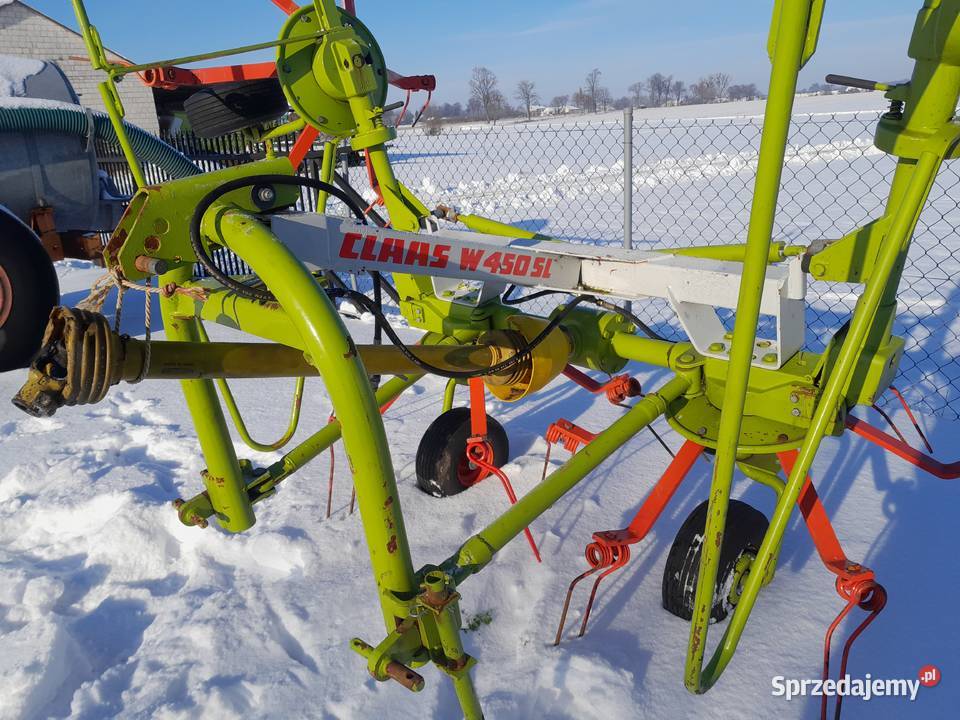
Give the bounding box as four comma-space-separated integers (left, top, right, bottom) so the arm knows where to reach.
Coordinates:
271, 214, 807, 369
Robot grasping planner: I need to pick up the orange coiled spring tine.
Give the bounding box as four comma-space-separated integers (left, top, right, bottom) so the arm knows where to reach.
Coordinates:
821, 579, 887, 720
577, 544, 631, 638
468, 440, 541, 562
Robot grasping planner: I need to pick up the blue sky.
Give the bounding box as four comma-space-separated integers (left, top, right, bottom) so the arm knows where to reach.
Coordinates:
29, 0, 918, 105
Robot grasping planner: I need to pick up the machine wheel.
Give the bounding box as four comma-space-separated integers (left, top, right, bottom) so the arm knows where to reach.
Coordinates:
661, 499, 769, 622
415, 407, 509, 498
184, 79, 290, 138
0, 213, 60, 372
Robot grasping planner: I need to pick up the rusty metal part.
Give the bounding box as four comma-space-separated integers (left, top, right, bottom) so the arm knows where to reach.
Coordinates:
29, 207, 64, 261
134, 255, 170, 275
12, 307, 128, 417
349, 639, 425, 692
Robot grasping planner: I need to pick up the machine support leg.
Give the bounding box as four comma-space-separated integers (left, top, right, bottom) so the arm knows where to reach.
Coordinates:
159, 268, 255, 532
686, 148, 943, 692
209, 206, 419, 629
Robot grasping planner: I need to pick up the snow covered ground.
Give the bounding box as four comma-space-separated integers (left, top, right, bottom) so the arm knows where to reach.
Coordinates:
1, 255, 959, 719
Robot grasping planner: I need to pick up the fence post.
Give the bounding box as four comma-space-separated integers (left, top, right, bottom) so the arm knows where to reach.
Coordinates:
623, 106, 634, 314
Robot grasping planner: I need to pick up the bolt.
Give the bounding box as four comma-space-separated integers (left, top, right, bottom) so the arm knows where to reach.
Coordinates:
789, 393, 799, 403
762, 353, 778, 363
756, 339, 772, 348
723, 331, 734, 340
777, 433, 789, 443
352, 54, 365, 69
679, 353, 695, 364
812, 263, 827, 276
697, 426, 708, 436
791, 408, 801, 417
708, 342, 726, 352
256, 186, 277, 204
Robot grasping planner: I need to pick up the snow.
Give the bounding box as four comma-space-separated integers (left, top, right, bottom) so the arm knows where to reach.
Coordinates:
0, 55, 44, 98
0, 96, 82, 111
1, 259, 958, 719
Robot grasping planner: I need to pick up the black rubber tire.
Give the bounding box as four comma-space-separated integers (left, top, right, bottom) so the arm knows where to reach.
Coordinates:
184, 79, 290, 139
661, 499, 769, 622
0, 212, 60, 372
415, 407, 509, 498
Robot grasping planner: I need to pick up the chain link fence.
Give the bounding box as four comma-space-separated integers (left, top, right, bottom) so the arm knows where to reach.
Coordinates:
99, 110, 960, 419
379, 111, 959, 419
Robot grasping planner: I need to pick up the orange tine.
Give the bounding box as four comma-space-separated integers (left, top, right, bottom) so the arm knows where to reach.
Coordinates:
554, 566, 602, 646
577, 546, 630, 637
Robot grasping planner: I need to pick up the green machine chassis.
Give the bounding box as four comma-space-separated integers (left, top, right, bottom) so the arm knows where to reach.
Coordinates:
14, 0, 960, 716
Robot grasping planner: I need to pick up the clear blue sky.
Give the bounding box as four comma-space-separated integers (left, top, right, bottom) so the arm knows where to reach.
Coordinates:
28, 0, 917, 105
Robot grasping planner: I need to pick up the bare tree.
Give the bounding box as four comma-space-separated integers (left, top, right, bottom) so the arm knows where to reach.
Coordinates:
551, 94, 569, 113
469, 66, 504, 123
728, 83, 759, 101
628, 81, 645, 108
596, 86, 613, 112
710, 72, 731, 101
515, 80, 539, 121
671, 80, 686, 105
690, 76, 717, 104
584, 68, 602, 113
572, 88, 589, 113
645, 73, 673, 107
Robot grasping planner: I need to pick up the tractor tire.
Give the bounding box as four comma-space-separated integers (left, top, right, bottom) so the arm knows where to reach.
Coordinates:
184, 79, 290, 139
661, 499, 769, 622
0, 210, 59, 372
415, 407, 509, 498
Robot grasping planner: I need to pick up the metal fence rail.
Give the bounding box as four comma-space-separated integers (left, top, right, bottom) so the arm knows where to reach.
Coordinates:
98, 111, 960, 419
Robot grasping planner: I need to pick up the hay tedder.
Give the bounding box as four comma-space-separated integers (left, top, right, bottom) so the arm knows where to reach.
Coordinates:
12, 0, 960, 717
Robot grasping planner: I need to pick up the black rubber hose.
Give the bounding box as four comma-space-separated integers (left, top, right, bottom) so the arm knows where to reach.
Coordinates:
189, 174, 368, 302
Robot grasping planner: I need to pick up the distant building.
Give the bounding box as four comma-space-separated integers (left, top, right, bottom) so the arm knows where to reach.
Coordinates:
0, 0, 159, 133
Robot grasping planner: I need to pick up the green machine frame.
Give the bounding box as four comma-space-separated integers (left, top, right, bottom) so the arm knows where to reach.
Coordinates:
14, 0, 960, 716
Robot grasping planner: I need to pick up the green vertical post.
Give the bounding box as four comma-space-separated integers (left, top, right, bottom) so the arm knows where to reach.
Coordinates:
208, 206, 418, 623
159, 267, 256, 531
697, 148, 944, 691
318, 140, 337, 211
71, 0, 147, 188
685, 0, 815, 691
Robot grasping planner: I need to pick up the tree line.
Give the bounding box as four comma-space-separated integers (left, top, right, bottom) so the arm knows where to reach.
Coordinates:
418, 67, 764, 125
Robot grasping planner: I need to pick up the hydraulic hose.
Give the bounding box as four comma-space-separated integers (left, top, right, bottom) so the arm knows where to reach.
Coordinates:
0, 100, 201, 180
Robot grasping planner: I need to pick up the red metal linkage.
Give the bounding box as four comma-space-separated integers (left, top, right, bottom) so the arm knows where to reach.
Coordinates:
141, 62, 279, 90
464, 378, 539, 561
778, 451, 887, 720
288, 127, 321, 171
271, 0, 300, 14
561, 365, 642, 405
554, 441, 706, 644
846, 416, 960, 479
